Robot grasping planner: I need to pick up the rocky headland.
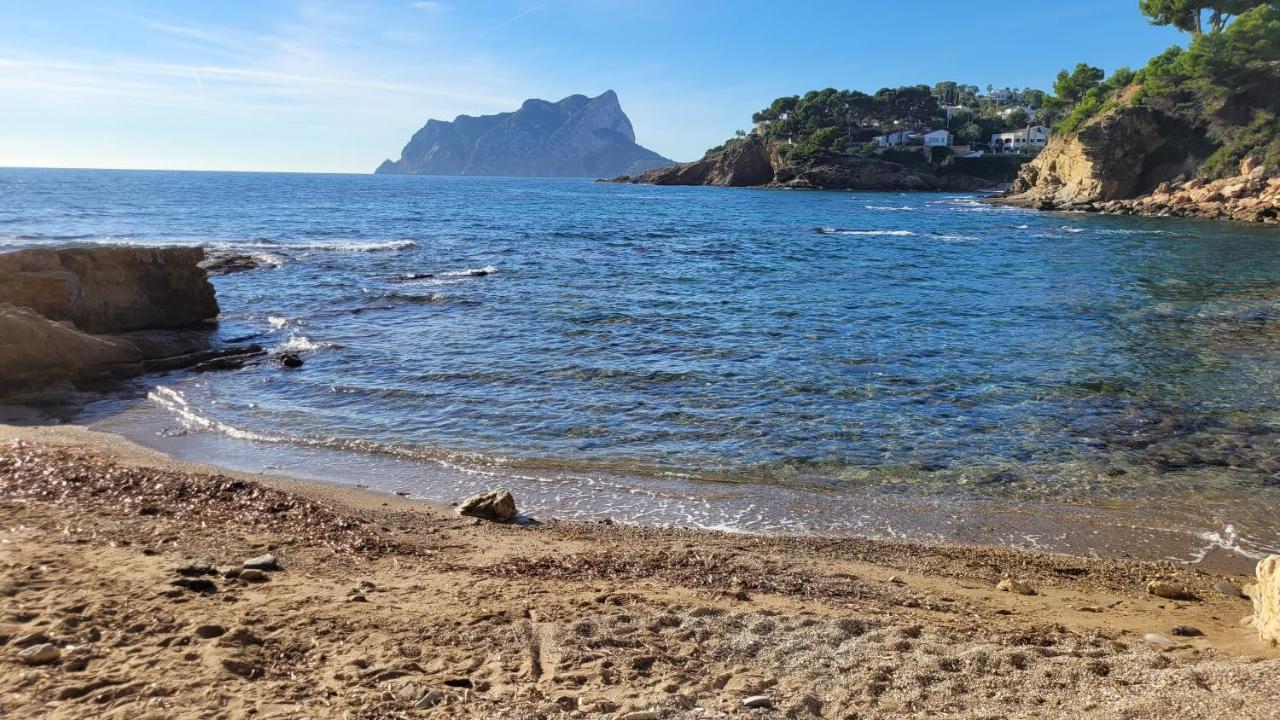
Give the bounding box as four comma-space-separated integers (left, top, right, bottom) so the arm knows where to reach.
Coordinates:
376, 91, 673, 178
612, 134, 1018, 191
0, 246, 261, 401
997, 107, 1279, 223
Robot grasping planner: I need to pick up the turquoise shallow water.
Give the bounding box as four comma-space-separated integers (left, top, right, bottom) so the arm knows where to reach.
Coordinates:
4, 167, 1280, 562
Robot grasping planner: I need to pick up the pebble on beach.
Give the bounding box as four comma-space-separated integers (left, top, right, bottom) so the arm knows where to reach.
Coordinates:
997, 578, 1036, 596
1147, 580, 1197, 601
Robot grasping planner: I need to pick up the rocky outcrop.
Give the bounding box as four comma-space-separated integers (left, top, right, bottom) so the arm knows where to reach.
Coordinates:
615, 134, 1004, 191
0, 246, 219, 333
1248, 555, 1280, 645
994, 106, 1277, 222
376, 91, 673, 178
0, 246, 259, 400
457, 489, 518, 522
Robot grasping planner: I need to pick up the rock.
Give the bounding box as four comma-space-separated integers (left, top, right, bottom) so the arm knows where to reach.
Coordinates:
415, 689, 445, 709
239, 569, 270, 583
996, 578, 1036, 596
1249, 555, 1280, 645
175, 562, 219, 577
242, 553, 279, 571
1147, 580, 1197, 601
170, 577, 218, 594
376, 90, 672, 178
198, 252, 269, 276
220, 658, 262, 679
1171, 625, 1204, 637
742, 695, 774, 709
618, 711, 661, 720
278, 352, 303, 368
218, 627, 262, 646
0, 246, 218, 333
457, 489, 518, 522
348, 593, 368, 603
194, 624, 226, 639
1215, 581, 1246, 599
1143, 633, 1175, 647
17, 643, 60, 665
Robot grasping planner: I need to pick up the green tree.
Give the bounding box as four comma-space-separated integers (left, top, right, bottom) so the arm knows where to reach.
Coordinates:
1053, 63, 1106, 103
1138, 0, 1270, 34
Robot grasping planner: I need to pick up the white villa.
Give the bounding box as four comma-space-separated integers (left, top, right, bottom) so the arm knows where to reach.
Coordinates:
991, 126, 1050, 153
875, 130, 919, 147
876, 129, 954, 148
922, 130, 953, 147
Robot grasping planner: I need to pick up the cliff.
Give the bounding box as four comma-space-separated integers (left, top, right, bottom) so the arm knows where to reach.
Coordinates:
615, 134, 1013, 192
376, 91, 673, 178
0, 246, 260, 399
997, 107, 1278, 223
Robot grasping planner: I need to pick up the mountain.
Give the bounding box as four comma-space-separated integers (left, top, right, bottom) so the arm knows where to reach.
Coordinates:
375, 90, 673, 178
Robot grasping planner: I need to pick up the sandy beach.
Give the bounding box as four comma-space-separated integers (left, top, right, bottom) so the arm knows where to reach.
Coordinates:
2, 422, 1277, 719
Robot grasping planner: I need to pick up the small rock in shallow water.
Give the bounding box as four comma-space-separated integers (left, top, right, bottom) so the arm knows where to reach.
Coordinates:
242, 553, 278, 571
457, 489, 517, 522
1147, 580, 1197, 601
1171, 625, 1204, 637
17, 643, 60, 665
278, 352, 304, 368
996, 578, 1036, 595
743, 695, 774, 709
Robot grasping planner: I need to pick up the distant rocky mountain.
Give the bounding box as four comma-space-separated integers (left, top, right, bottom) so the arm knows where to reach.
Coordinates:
376, 90, 673, 178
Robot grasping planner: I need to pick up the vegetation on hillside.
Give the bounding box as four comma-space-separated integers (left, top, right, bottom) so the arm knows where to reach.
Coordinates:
1052, 1, 1280, 176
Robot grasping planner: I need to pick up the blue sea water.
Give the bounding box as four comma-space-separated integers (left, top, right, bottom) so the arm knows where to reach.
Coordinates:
4, 167, 1280, 563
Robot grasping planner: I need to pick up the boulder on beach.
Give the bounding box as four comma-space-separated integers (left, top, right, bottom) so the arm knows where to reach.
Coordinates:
457, 489, 518, 522
1248, 555, 1280, 645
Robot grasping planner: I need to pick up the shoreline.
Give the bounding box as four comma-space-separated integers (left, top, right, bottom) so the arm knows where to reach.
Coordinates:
2, 421, 1277, 718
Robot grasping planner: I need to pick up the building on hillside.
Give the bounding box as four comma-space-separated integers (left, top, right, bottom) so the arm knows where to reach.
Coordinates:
875, 130, 920, 147
991, 126, 1050, 153
922, 130, 953, 147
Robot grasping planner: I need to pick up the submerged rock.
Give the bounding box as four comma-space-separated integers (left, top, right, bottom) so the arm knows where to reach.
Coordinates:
279, 352, 304, 368
457, 489, 518, 522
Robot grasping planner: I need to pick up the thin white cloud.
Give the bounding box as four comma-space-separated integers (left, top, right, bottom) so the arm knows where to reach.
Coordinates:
409, 1, 450, 11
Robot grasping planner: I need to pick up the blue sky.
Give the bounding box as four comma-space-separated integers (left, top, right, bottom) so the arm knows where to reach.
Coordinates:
0, 1, 1187, 172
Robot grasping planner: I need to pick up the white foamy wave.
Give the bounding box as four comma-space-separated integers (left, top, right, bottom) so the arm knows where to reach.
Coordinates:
148, 386, 281, 443
276, 331, 330, 352
931, 234, 979, 242
864, 205, 916, 211
1182, 523, 1273, 563
215, 239, 418, 253
252, 252, 286, 268
266, 315, 290, 330
816, 228, 915, 237
439, 265, 497, 277
1060, 226, 1087, 233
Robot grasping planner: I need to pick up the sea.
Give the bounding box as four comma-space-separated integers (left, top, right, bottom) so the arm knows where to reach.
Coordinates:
4, 167, 1280, 569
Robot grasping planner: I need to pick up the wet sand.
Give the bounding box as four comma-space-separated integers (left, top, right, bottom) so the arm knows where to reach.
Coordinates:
1, 423, 1278, 719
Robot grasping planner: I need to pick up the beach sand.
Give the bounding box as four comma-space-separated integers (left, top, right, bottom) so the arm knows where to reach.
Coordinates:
1, 423, 1277, 719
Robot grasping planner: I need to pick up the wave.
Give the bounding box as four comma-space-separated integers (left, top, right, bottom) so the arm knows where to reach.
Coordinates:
816, 228, 915, 237
212, 239, 419, 253
438, 265, 497, 277
275, 331, 333, 353
864, 205, 916, 212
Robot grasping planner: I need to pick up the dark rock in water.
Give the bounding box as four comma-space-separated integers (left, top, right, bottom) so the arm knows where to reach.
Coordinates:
457, 489, 518, 522
199, 252, 269, 276
279, 352, 304, 368
468, 269, 491, 277
375, 90, 673, 178
402, 272, 434, 280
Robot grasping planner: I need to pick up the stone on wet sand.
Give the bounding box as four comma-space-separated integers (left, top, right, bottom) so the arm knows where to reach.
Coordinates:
996, 578, 1036, 596
457, 489, 518, 522
242, 553, 279, 571
1147, 580, 1197, 601
17, 643, 61, 665
1249, 554, 1280, 645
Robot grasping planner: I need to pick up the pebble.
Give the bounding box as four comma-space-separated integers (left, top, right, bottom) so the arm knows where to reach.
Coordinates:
171, 577, 218, 594
415, 689, 444, 709
348, 593, 368, 603
17, 643, 61, 666
996, 578, 1036, 596
239, 569, 270, 583
742, 695, 774, 709
1171, 625, 1204, 637
618, 712, 661, 720
242, 553, 279, 571
1147, 580, 1196, 601
1143, 633, 1175, 647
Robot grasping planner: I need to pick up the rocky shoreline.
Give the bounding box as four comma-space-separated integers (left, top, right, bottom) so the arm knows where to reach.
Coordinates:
610, 134, 1018, 192
0, 246, 263, 403
1, 423, 1278, 719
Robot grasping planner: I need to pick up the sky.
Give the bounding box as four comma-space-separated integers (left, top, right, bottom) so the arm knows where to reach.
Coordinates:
0, 1, 1188, 173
